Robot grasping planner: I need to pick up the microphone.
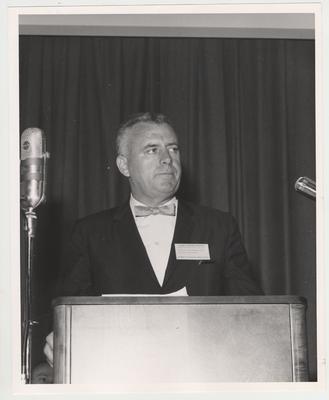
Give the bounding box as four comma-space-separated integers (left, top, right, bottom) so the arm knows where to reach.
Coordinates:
294, 176, 316, 199
20, 127, 49, 211
20, 127, 50, 383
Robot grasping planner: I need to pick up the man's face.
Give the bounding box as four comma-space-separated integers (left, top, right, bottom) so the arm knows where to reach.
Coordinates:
116, 122, 182, 206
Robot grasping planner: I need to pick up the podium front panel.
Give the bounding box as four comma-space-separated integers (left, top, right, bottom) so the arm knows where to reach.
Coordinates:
53, 296, 308, 384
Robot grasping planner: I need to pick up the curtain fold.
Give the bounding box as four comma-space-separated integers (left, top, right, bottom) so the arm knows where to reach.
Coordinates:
19, 35, 316, 378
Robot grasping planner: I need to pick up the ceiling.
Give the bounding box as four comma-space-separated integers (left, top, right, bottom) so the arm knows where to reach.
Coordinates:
19, 13, 315, 39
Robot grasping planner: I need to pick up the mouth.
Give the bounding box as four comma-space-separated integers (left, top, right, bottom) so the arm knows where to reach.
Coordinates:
157, 168, 175, 174
156, 172, 175, 178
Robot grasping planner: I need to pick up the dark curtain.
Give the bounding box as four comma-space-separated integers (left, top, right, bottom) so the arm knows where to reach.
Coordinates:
19, 36, 316, 379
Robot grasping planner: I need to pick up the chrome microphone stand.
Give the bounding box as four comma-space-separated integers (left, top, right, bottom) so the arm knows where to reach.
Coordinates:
21, 208, 38, 384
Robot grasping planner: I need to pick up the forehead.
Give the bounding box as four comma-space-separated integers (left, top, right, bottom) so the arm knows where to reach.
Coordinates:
128, 122, 178, 146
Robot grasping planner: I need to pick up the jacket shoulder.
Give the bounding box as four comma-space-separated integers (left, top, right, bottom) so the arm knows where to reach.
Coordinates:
180, 200, 233, 222
74, 204, 127, 231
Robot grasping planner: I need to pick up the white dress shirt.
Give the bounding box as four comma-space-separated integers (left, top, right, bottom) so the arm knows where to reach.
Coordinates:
130, 195, 178, 286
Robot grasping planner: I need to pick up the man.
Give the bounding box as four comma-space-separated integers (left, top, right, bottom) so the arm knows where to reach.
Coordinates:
43, 112, 262, 368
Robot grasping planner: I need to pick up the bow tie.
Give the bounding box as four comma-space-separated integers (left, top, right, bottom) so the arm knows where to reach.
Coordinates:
134, 203, 176, 217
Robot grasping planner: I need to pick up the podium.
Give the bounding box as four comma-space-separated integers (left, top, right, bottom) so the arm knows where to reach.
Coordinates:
53, 296, 309, 384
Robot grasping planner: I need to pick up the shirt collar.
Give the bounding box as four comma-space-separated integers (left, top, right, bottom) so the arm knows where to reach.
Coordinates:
130, 194, 178, 212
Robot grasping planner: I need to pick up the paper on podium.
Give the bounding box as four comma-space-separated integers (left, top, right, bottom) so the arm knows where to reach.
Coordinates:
101, 286, 188, 296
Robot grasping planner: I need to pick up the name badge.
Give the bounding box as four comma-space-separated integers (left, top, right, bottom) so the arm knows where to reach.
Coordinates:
175, 243, 210, 260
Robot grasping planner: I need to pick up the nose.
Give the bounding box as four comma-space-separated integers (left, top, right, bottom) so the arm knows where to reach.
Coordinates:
160, 148, 172, 165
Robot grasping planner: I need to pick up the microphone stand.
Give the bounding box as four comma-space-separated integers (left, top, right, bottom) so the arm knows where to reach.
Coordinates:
21, 208, 38, 384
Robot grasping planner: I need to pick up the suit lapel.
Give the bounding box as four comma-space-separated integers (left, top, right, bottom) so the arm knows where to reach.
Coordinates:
113, 202, 161, 289
162, 200, 197, 288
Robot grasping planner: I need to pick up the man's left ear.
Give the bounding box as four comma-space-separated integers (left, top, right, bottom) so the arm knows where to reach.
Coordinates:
116, 155, 130, 177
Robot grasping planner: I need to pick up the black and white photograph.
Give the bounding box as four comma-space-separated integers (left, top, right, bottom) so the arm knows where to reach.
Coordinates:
2, 1, 327, 397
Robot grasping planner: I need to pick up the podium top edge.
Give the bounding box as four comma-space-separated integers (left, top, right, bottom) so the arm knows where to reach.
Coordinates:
52, 295, 307, 308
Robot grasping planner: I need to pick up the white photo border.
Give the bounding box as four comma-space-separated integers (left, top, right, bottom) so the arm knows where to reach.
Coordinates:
2, 1, 328, 399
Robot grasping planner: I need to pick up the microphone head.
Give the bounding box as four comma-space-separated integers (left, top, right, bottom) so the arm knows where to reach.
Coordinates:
21, 127, 45, 160
294, 176, 316, 199
20, 127, 48, 211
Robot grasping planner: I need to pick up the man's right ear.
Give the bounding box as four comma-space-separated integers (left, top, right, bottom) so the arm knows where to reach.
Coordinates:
116, 155, 130, 177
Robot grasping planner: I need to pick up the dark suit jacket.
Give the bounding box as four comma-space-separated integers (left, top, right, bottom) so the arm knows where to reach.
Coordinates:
56, 200, 262, 297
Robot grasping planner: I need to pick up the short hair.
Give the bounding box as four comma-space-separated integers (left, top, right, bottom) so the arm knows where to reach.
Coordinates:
116, 112, 175, 156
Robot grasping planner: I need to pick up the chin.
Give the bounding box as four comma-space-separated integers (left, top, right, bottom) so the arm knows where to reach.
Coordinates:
154, 177, 180, 195
158, 181, 176, 191
157, 186, 179, 199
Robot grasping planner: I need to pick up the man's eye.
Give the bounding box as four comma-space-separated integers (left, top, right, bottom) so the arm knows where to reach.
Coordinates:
169, 146, 179, 153
145, 147, 158, 154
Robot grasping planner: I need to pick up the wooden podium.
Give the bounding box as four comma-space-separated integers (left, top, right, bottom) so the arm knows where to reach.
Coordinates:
53, 296, 309, 384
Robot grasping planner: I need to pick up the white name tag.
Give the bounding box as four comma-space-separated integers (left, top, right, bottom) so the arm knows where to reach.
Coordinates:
175, 243, 210, 260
